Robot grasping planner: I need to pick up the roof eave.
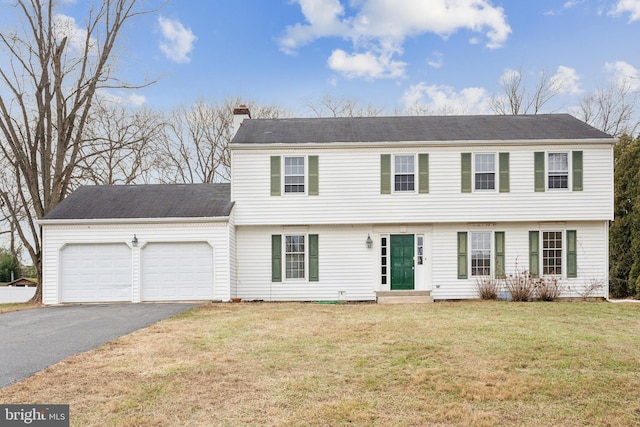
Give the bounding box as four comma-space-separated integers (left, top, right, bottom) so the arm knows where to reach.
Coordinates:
229, 137, 617, 150
39, 215, 232, 226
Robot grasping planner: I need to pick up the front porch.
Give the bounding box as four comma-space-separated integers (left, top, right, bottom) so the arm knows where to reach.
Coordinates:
376, 290, 433, 304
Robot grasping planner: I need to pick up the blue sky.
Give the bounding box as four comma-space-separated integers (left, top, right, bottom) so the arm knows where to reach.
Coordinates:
5, 0, 640, 116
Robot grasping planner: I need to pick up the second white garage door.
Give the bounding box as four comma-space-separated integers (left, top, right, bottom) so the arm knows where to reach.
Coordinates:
141, 242, 214, 301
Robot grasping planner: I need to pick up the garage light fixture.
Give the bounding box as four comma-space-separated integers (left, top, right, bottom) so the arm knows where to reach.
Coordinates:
132, 235, 138, 247
366, 234, 373, 249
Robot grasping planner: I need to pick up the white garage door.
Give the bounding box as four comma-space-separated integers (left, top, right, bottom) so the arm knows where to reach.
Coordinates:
141, 242, 214, 301
61, 243, 132, 303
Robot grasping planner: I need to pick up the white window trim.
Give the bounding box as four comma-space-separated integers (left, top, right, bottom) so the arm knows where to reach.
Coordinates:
283, 156, 307, 196
392, 154, 417, 194
541, 230, 564, 277
546, 152, 570, 191
473, 152, 497, 193
283, 234, 308, 281
470, 231, 493, 277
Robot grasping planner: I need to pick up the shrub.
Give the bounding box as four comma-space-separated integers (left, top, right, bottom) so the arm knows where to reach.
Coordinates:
475, 276, 500, 300
502, 268, 535, 302
534, 276, 563, 301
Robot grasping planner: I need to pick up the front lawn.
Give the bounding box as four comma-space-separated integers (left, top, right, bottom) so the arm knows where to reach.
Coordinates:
1, 301, 639, 426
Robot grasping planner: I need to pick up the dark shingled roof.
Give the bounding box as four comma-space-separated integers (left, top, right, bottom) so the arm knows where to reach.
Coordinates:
43, 183, 233, 220
232, 114, 613, 145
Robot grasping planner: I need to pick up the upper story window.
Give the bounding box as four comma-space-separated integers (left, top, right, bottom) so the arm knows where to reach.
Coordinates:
394, 155, 415, 192
284, 157, 305, 193
548, 153, 568, 189
474, 153, 496, 191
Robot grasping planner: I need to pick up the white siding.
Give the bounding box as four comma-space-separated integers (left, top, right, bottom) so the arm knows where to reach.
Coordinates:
231, 144, 613, 226
42, 221, 231, 304
430, 221, 608, 300
236, 221, 608, 301
236, 225, 376, 301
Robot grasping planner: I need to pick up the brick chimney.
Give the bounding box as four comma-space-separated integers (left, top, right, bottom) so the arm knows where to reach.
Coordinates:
232, 105, 251, 138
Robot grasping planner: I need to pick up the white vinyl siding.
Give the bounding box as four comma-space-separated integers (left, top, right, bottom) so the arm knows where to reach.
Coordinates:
41, 221, 232, 304
230, 143, 613, 226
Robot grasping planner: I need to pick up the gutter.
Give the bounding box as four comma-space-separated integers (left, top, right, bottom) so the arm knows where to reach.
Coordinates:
38, 216, 232, 226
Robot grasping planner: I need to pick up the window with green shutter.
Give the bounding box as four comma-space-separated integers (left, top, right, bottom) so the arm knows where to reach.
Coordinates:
534, 152, 545, 192
499, 153, 510, 193
458, 232, 468, 279
308, 155, 319, 196
418, 153, 429, 194
461, 153, 472, 193
309, 234, 319, 281
566, 230, 577, 278
270, 156, 281, 196
495, 231, 505, 278
572, 151, 583, 191
272, 235, 282, 282
380, 154, 391, 194
529, 231, 540, 277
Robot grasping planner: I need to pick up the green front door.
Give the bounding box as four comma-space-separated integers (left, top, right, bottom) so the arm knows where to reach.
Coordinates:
390, 234, 415, 290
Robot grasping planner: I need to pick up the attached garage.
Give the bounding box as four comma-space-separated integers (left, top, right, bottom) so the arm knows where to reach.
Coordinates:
60, 243, 132, 303
40, 183, 235, 304
141, 242, 214, 301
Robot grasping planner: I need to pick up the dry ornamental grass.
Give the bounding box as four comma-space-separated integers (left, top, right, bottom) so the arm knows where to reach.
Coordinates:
1, 301, 639, 426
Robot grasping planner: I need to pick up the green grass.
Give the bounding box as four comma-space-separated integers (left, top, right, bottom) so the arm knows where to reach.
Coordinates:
1, 301, 639, 426
0, 302, 39, 313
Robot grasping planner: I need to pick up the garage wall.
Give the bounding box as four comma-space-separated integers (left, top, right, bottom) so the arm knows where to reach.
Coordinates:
42, 220, 232, 304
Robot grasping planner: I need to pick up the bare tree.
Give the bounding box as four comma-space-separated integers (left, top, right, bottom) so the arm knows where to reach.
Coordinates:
306, 94, 385, 117
490, 68, 563, 115
0, 0, 158, 302
156, 98, 290, 183
75, 99, 166, 185
575, 81, 639, 137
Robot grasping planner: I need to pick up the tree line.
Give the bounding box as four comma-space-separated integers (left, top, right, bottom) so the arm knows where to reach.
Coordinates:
0, 0, 639, 301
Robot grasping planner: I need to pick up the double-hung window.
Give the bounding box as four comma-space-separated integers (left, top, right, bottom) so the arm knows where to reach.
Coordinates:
471, 232, 492, 276
284, 157, 305, 193
394, 155, 415, 192
548, 153, 568, 189
474, 153, 496, 191
542, 231, 563, 275
285, 235, 305, 279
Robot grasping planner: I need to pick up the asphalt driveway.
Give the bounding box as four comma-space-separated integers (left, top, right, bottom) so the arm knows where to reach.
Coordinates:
0, 303, 199, 388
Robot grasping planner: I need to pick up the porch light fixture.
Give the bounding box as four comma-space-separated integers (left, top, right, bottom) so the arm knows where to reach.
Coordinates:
366, 234, 373, 249
132, 235, 138, 247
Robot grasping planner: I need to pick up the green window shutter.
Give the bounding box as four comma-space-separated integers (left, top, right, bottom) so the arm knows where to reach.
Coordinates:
270, 156, 281, 196
271, 235, 282, 282
567, 230, 577, 278
499, 152, 510, 193
380, 154, 391, 194
529, 231, 540, 277
457, 232, 468, 279
572, 151, 583, 192
534, 152, 545, 192
309, 234, 319, 282
418, 153, 429, 194
461, 153, 472, 193
495, 231, 506, 278
308, 155, 319, 196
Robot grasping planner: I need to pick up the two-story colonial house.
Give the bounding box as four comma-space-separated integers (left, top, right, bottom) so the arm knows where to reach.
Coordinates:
40, 113, 615, 304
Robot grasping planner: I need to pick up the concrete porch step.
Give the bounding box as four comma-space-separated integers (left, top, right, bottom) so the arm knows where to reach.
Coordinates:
376, 290, 434, 304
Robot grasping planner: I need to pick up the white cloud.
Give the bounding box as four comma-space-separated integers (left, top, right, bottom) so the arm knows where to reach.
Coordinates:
610, 0, 640, 21
427, 51, 444, 68
53, 14, 96, 52
402, 82, 491, 115
553, 66, 582, 94
605, 60, 640, 90
158, 16, 197, 64
327, 48, 406, 79
127, 93, 147, 107
281, 0, 511, 80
